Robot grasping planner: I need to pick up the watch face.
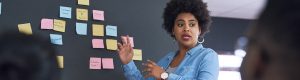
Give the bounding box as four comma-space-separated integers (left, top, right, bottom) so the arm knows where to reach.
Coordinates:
161, 72, 168, 79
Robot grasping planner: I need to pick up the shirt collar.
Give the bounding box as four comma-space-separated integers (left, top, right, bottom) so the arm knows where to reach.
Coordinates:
167, 43, 204, 60
186, 43, 203, 56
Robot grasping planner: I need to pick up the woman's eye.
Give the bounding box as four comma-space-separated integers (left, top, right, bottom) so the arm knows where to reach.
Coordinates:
177, 23, 184, 27
189, 23, 195, 27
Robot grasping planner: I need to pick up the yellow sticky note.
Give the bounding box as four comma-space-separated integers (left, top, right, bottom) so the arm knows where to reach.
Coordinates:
53, 19, 66, 32
78, 0, 89, 6
18, 23, 32, 35
92, 24, 104, 36
57, 56, 64, 68
76, 8, 88, 21
133, 49, 142, 61
106, 39, 117, 50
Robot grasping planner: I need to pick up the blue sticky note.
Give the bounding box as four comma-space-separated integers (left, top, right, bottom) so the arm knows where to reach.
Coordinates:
76, 22, 87, 35
50, 34, 63, 45
60, 6, 72, 19
0, 2, 2, 15
106, 25, 117, 37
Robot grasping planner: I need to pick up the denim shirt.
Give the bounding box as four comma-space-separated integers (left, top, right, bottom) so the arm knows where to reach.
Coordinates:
123, 44, 219, 80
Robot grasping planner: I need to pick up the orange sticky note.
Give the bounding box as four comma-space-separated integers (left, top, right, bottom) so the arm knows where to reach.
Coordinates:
106, 39, 117, 50
92, 24, 104, 36
57, 56, 64, 68
92, 39, 104, 48
76, 8, 88, 21
53, 19, 66, 32
41, 18, 53, 29
133, 49, 142, 61
102, 58, 114, 69
18, 23, 32, 35
90, 57, 101, 69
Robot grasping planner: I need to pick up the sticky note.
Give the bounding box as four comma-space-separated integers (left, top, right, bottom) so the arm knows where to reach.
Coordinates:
102, 58, 114, 69
41, 18, 53, 29
76, 22, 87, 35
90, 57, 101, 69
53, 19, 66, 32
50, 34, 63, 45
121, 36, 134, 47
76, 8, 88, 21
106, 39, 117, 50
18, 23, 32, 35
78, 0, 89, 6
133, 49, 142, 61
106, 25, 117, 37
92, 39, 104, 48
92, 24, 104, 36
93, 10, 104, 21
0, 2, 2, 15
57, 56, 64, 68
60, 6, 72, 19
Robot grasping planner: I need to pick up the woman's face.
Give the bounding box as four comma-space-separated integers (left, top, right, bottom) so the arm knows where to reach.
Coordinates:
173, 12, 201, 48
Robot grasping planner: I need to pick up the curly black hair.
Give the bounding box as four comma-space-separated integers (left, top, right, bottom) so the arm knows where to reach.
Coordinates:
163, 0, 212, 39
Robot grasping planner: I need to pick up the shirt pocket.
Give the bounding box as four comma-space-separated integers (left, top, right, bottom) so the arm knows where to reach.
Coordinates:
180, 66, 196, 78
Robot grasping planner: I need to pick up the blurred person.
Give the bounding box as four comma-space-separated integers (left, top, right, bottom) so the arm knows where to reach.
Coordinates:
0, 32, 60, 80
240, 0, 300, 80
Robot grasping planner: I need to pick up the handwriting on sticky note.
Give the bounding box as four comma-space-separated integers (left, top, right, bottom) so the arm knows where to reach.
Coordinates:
121, 36, 134, 47
41, 18, 53, 29
106, 39, 117, 50
92, 39, 104, 48
53, 19, 66, 32
76, 22, 87, 35
18, 23, 32, 35
106, 25, 117, 37
50, 34, 63, 45
93, 10, 104, 21
102, 58, 114, 69
77, 8, 88, 21
78, 0, 89, 6
60, 6, 72, 19
133, 49, 142, 61
92, 24, 104, 36
57, 56, 64, 68
90, 57, 101, 69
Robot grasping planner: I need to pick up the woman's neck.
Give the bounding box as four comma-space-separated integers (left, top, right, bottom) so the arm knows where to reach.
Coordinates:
177, 43, 198, 56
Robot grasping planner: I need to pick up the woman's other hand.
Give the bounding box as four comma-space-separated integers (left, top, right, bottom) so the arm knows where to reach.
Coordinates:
143, 60, 165, 79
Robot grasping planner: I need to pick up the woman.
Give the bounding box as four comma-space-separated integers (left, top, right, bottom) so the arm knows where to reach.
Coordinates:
117, 0, 219, 79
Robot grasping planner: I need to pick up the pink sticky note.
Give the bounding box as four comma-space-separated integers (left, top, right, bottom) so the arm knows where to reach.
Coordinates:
102, 58, 114, 69
41, 18, 53, 29
90, 57, 102, 69
121, 36, 134, 47
92, 39, 104, 48
93, 10, 104, 21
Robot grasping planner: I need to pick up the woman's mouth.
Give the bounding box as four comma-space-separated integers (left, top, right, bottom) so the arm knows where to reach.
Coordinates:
181, 34, 191, 41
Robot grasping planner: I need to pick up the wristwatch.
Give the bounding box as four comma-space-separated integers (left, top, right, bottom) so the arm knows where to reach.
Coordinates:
161, 72, 169, 80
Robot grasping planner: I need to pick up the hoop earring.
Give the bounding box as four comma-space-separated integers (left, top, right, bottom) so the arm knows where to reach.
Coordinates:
198, 37, 205, 44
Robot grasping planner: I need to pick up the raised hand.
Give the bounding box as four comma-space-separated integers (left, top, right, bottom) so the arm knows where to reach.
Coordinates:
117, 35, 134, 64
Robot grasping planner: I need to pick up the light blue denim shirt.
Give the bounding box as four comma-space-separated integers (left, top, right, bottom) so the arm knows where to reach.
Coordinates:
123, 44, 219, 80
